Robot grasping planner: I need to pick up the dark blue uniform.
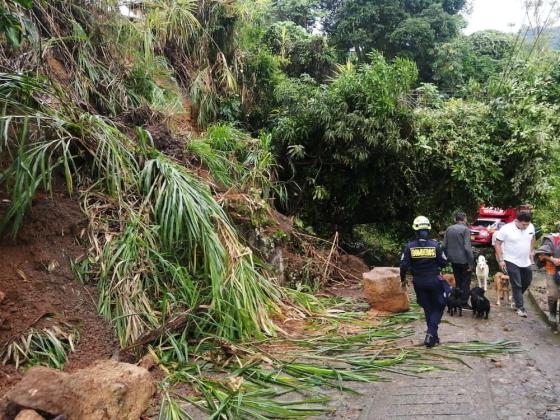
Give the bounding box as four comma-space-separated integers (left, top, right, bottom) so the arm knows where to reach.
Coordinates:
400, 237, 448, 339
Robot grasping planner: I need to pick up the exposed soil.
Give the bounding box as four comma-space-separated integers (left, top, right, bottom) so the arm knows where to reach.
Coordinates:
0, 192, 118, 396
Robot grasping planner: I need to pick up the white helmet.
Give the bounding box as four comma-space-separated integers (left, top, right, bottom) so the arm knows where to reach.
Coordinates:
412, 216, 431, 231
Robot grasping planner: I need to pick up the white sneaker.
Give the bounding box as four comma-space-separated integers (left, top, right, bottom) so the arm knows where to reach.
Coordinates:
517, 308, 528, 318
510, 302, 517, 310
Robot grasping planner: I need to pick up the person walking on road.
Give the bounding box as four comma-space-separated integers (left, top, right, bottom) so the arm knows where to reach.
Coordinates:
401, 216, 448, 347
443, 212, 474, 308
494, 211, 536, 318
535, 222, 560, 327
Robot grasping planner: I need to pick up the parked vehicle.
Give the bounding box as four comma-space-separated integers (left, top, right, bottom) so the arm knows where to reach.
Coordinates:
469, 206, 517, 245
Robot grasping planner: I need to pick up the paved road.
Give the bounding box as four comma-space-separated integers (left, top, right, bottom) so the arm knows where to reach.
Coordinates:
324, 279, 560, 419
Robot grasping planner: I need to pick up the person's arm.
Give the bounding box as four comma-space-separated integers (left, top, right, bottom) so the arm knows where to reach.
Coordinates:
495, 239, 506, 272
464, 228, 474, 269
400, 245, 411, 287
436, 242, 448, 269
539, 254, 560, 266
536, 237, 558, 265
530, 236, 536, 265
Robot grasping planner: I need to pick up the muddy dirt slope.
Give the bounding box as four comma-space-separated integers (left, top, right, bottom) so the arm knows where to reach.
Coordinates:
0, 193, 117, 395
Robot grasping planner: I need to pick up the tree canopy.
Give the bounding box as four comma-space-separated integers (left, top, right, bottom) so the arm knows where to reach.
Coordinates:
322, 0, 467, 78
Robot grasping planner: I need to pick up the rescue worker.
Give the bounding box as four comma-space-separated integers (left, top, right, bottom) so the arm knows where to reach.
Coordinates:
535, 222, 560, 327
400, 216, 448, 347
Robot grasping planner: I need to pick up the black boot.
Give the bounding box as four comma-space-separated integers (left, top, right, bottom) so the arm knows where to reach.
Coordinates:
424, 333, 436, 348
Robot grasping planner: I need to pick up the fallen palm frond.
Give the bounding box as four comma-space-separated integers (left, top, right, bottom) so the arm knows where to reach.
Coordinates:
159, 387, 194, 420
79, 191, 203, 347
1, 0, 292, 350
149, 312, 436, 414
437, 340, 523, 356
1, 324, 79, 370
140, 153, 284, 340
73, 147, 288, 347
159, 363, 332, 419
1, 77, 286, 348
382, 303, 424, 325
0, 73, 138, 236
150, 296, 527, 418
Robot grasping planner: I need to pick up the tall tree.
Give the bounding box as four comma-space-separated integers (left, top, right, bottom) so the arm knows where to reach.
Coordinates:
432, 31, 516, 92
272, 0, 322, 30
321, 0, 467, 79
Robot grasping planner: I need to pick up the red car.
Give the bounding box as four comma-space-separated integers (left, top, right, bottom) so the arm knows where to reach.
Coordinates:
469, 206, 517, 246
469, 218, 503, 245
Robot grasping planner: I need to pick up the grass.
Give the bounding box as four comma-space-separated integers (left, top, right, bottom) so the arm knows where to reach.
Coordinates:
70, 144, 287, 347
188, 125, 287, 203
0, 78, 285, 349
1, 325, 79, 370
0, 73, 139, 236
159, 387, 193, 420
1, 2, 287, 352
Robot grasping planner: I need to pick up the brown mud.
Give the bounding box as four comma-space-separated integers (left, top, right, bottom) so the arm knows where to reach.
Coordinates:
0, 193, 118, 395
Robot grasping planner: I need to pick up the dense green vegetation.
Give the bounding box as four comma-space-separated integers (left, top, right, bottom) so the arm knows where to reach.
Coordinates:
322, 0, 467, 78
2, 0, 560, 416
2, 0, 560, 315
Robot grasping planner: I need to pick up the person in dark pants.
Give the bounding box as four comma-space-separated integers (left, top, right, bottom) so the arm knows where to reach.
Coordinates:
401, 216, 448, 347
495, 211, 536, 318
443, 212, 474, 308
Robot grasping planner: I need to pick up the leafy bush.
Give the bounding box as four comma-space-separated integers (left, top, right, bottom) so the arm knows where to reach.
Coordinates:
271, 53, 418, 230
433, 31, 516, 92
263, 21, 336, 81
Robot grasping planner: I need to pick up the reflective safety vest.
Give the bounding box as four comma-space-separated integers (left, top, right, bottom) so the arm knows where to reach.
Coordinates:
400, 238, 447, 278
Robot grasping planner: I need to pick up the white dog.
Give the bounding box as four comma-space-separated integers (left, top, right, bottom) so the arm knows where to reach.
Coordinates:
476, 255, 489, 291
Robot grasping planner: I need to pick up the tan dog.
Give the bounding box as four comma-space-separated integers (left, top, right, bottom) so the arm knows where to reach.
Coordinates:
441, 273, 456, 288
494, 272, 511, 306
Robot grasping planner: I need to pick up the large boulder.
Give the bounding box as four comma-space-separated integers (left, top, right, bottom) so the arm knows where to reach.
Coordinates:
2, 360, 154, 420
363, 267, 410, 313
66, 360, 155, 419
2, 367, 72, 417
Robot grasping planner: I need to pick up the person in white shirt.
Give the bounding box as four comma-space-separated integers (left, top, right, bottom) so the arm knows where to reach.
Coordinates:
494, 211, 536, 318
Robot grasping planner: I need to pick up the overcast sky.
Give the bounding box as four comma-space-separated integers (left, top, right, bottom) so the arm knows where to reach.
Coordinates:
464, 0, 558, 35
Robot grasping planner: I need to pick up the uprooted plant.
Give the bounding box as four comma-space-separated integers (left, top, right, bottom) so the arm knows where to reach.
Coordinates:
1, 324, 79, 370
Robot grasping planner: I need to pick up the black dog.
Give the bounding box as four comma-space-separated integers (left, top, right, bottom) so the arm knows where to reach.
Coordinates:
471, 287, 490, 319
447, 287, 463, 317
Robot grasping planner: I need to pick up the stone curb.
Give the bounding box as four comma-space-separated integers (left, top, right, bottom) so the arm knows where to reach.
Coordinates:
527, 288, 557, 331
528, 288, 549, 322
